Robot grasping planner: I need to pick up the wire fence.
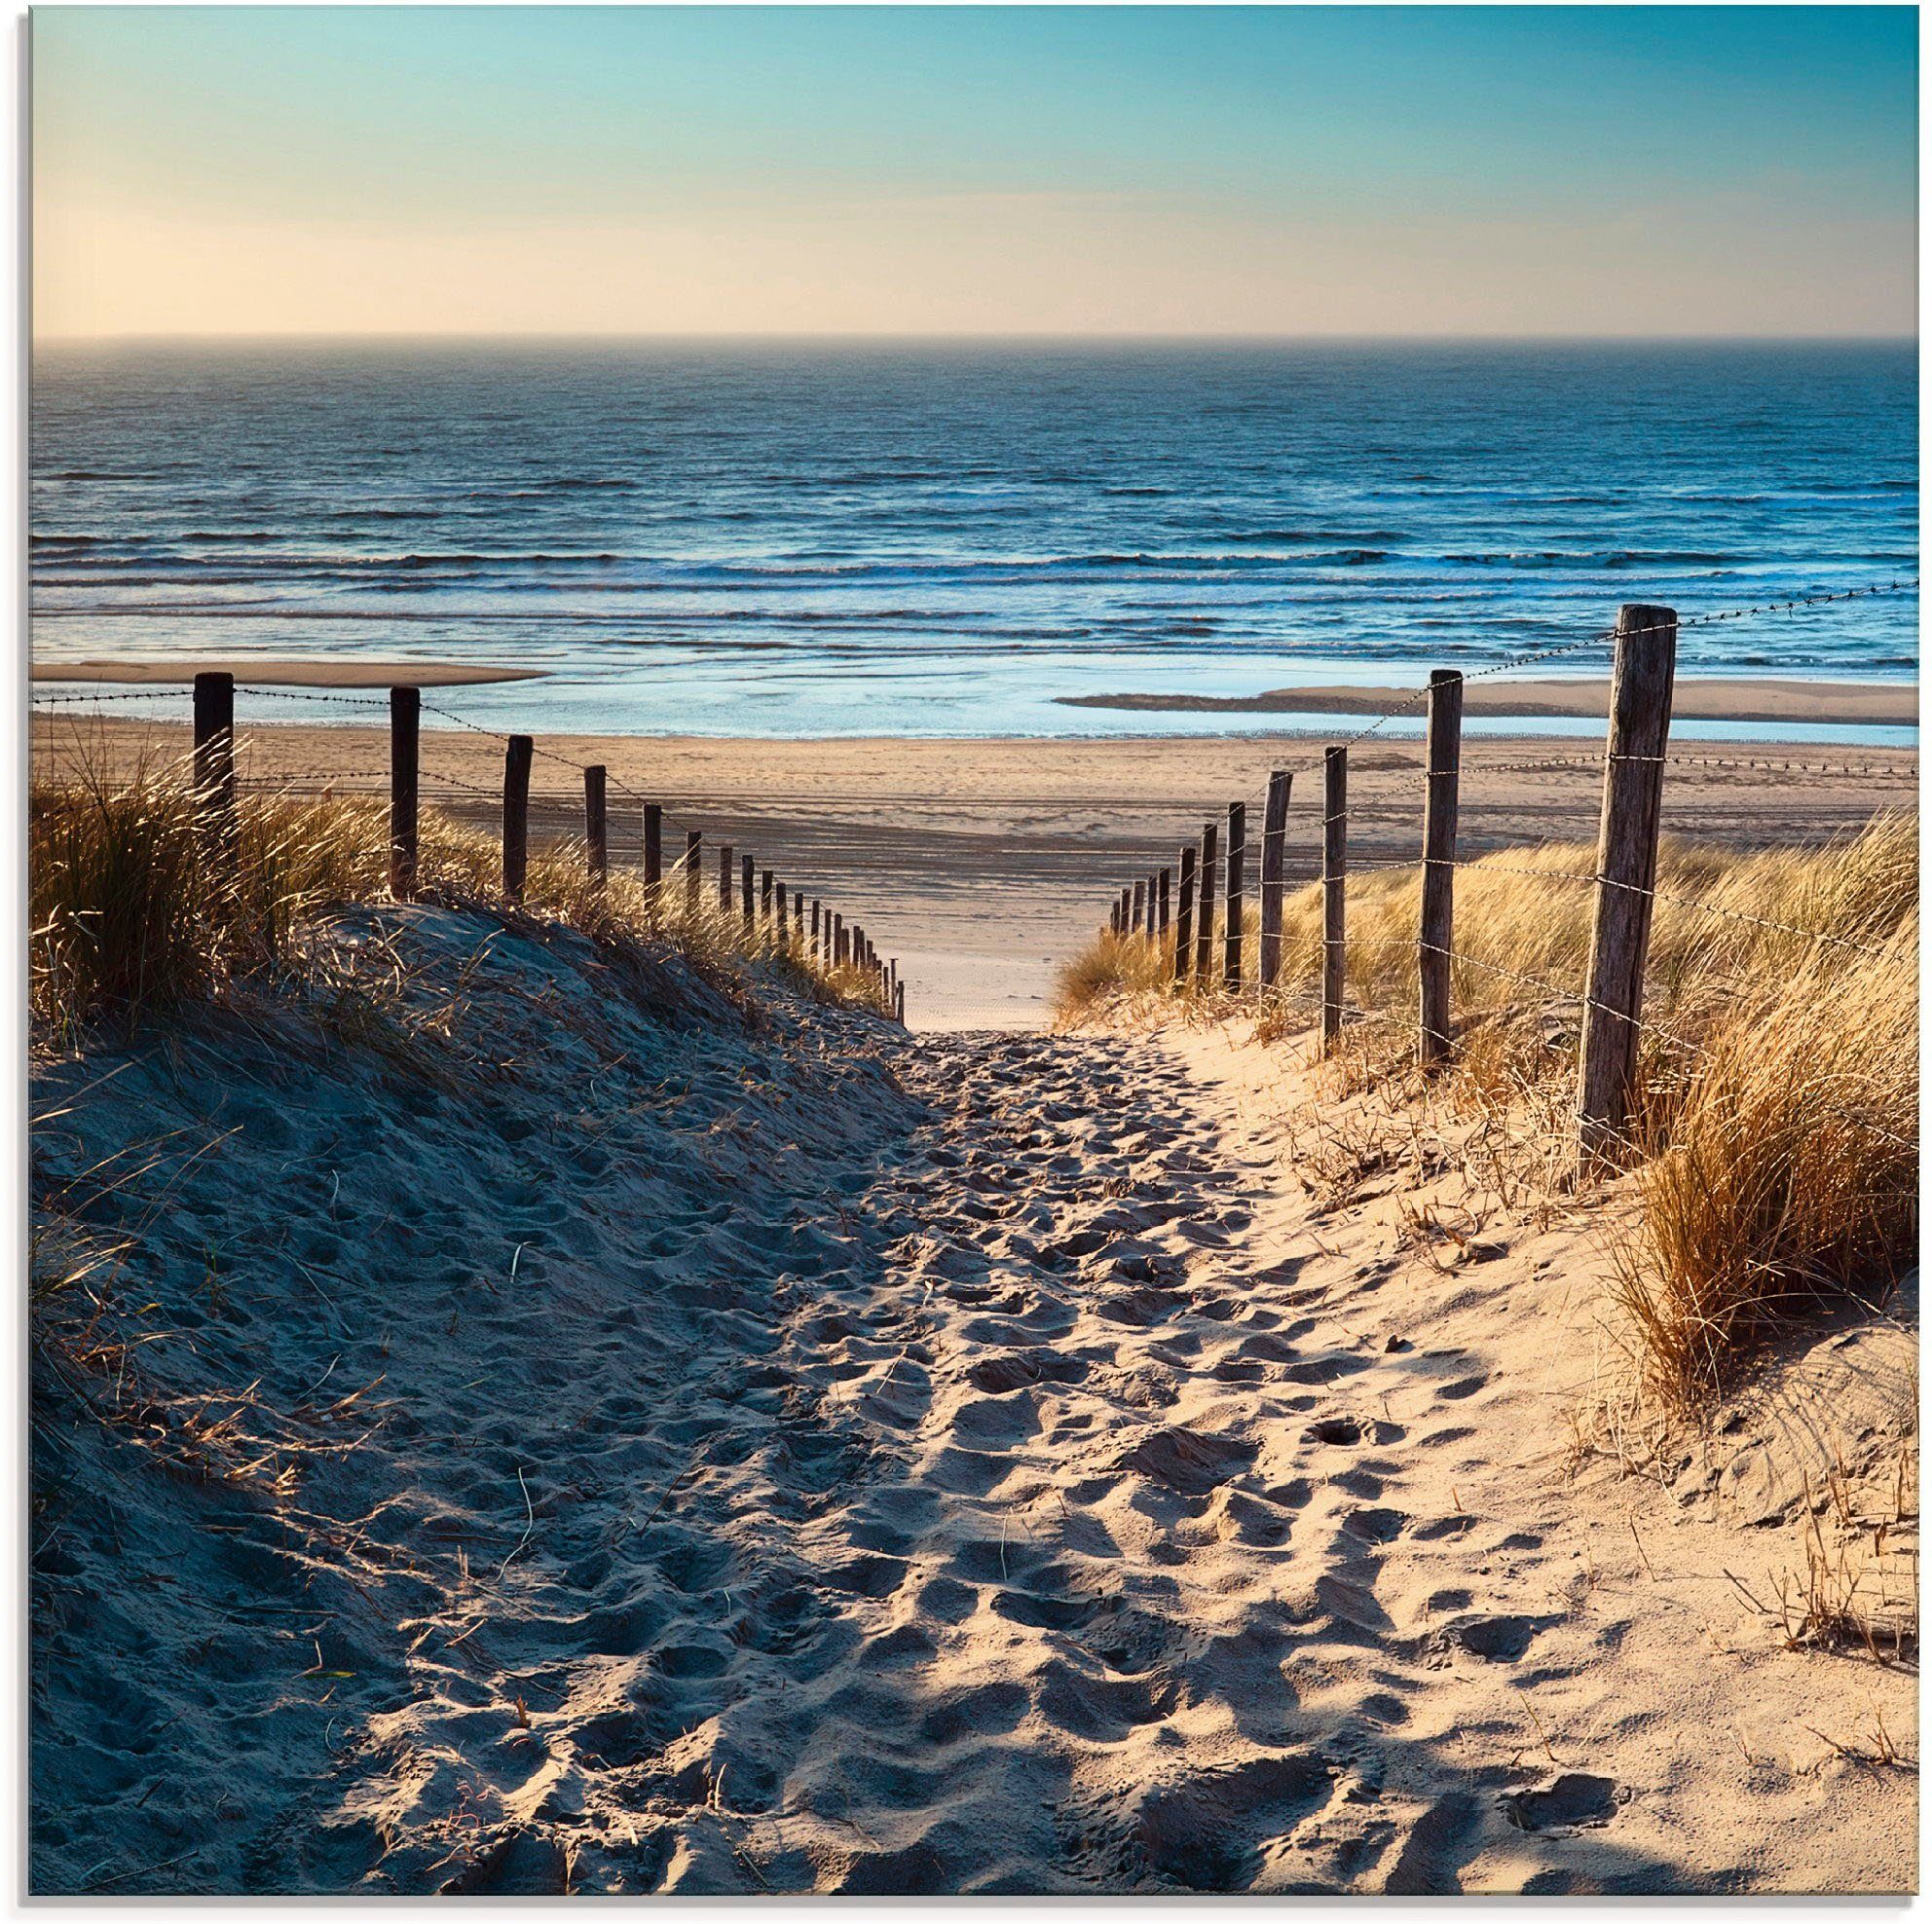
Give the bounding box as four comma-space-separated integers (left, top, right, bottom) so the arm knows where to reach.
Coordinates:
1100, 580, 1918, 1165
31, 675, 910, 1024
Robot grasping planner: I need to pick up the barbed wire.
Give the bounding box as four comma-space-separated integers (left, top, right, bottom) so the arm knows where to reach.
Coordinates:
235, 685, 393, 711
30, 688, 180, 706
1183, 578, 1922, 813
1455, 752, 1915, 780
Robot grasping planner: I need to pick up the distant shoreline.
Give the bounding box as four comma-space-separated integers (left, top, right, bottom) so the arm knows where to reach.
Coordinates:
1055, 675, 1917, 728
31, 658, 546, 688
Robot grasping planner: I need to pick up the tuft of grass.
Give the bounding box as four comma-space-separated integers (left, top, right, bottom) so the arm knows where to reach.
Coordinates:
1611, 926, 1915, 1409
30, 748, 893, 1040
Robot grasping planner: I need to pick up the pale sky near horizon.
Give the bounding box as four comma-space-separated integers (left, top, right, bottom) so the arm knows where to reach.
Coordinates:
33, 5, 1918, 339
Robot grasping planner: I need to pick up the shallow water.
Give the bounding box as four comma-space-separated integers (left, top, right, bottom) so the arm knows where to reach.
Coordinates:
32, 339, 1917, 740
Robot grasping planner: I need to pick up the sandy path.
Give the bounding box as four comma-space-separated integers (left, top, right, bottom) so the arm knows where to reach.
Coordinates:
31, 910, 1913, 1891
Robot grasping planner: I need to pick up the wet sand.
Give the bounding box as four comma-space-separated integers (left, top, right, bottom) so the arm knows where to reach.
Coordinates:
32, 658, 545, 687
1059, 676, 1919, 726
29, 719, 1917, 1030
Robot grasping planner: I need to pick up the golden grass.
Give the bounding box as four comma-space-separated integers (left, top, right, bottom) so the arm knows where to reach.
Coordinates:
1056, 815, 1918, 1410
30, 745, 893, 1040
1611, 928, 1915, 1407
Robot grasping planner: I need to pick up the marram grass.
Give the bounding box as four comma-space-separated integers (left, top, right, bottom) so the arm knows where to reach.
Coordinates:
30, 748, 893, 1042
1056, 816, 1917, 1409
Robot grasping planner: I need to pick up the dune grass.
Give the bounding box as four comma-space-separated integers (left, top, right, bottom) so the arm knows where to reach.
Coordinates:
30, 745, 894, 1043
1055, 816, 1918, 1409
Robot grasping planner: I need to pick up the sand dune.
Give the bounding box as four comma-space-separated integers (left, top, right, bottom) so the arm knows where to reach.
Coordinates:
30, 902, 1914, 1893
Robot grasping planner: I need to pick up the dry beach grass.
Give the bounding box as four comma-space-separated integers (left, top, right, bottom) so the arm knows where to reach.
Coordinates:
1053, 816, 1917, 1417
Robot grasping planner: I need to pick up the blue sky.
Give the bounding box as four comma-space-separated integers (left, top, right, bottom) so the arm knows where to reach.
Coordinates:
33, 6, 1919, 336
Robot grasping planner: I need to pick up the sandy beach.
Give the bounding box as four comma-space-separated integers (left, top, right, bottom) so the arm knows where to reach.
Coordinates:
32, 658, 546, 687
31, 716, 1918, 1029
1059, 676, 1919, 726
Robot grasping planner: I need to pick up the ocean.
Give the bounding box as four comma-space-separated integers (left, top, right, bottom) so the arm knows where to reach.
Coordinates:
30, 339, 1918, 743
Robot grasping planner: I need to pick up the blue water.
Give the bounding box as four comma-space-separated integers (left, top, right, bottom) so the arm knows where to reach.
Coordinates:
30, 340, 1918, 741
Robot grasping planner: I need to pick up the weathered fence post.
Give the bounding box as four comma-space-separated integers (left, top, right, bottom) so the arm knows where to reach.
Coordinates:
583, 764, 608, 887
1131, 878, 1144, 934
1195, 822, 1218, 980
1258, 769, 1290, 987
1223, 800, 1246, 988
811, 900, 822, 951
1145, 872, 1159, 939
502, 734, 533, 903
777, 881, 789, 941
389, 684, 420, 900
1579, 604, 1678, 1162
1418, 671, 1464, 1065
895, 979, 906, 1023
761, 868, 774, 927
741, 853, 755, 924
1158, 867, 1171, 936
643, 803, 663, 900
192, 670, 237, 887
719, 843, 735, 910
1321, 746, 1347, 1051
835, 914, 846, 965
684, 831, 701, 914
1174, 843, 1197, 981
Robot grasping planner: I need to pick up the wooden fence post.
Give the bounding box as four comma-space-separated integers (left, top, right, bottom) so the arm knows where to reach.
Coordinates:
1174, 843, 1196, 981
761, 868, 773, 928
719, 842, 734, 909
389, 684, 419, 900
502, 734, 533, 903
1132, 878, 1145, 936
741, 854, 755, 924
1258, 769, 1290, 987
1158, 867, 1171, 936
584, 764, 608, 887
895, 979, 906, 1023
1579, 604, 1678, 1162
643, 803, 663, 899
835, 914, 846, 965
192, 670, 237, 887
1195, 822, 1218, 980
683, 831, 701, 914
777, 881, 789, 940
1418, 671, 1464, 1065
1144, 872, 1158, 939
1223, 800, 1245, 988
811, 900, 822, 951
1321, 746, 1347, 1052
